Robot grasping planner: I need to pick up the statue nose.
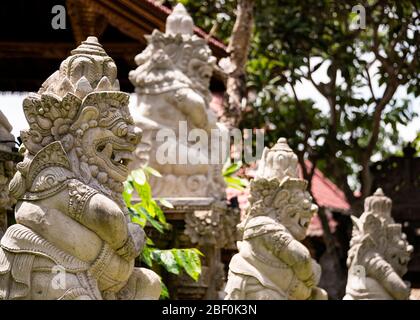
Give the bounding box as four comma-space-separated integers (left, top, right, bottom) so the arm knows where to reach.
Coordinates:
127, 126, 142, 144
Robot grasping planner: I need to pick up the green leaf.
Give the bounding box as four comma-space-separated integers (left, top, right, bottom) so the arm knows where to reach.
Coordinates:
223, 162, 241, 177
146, 236, 155, 246
144, 166, 162, 177
157, 198, 174, 209
173, 249, 202, 281
224, 176, 248, 190
131, 169, 146, 185
192, 248, 205, 257
160, 281, 169, 300
152, 250, 181, 275
151, 201, 167, 225
130, 214, 146, 228
141, 246, 153, 267
122, 181, 133, 206
140, 207, 165, 233
134, 182, 153, 209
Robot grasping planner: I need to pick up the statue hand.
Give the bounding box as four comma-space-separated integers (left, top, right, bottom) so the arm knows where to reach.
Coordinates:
310, 287, 328, 300
310, 259, 322, 284
127, 222, 145, 255
117, 222, 146, 260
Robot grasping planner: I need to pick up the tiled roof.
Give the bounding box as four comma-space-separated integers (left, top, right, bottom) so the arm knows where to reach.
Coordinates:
145, 0, 227, 53
303, 160, 350, 212
226, 161, 349, 237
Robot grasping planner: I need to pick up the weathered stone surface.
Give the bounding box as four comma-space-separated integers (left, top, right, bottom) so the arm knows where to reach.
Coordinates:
0, 111, 18, 238
344, 188, 413, 300
140, 196, 238, 300
128, 4, 238, 300
0, 37, 160, 300
224, 138, 328, 300
128, 3, 227, 199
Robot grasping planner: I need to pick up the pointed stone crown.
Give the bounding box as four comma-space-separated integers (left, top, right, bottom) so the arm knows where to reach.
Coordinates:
364, 188, 393, 220
129, 4, 216, 97
39, 36, 120, 99
166, 3, 194, 36
255, 138, 302, 184
20, 36, 129, 155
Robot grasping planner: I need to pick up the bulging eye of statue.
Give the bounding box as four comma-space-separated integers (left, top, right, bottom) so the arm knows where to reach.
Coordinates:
285, 206, 297, 218
112, 122, 128, 137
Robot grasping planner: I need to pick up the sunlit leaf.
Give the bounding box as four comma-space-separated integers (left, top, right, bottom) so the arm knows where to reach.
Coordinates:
131, 169, 146, 185
144, 166, 162, 177
157, 198, 174, 209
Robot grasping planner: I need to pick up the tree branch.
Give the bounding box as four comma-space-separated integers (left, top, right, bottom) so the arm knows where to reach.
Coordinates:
364, 64, 377, 102
222, 0, 254, 128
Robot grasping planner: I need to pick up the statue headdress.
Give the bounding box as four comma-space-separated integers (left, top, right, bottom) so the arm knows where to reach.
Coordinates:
347, 188, 413, 275
10, 36, 131, 201
128, 4, 216, 101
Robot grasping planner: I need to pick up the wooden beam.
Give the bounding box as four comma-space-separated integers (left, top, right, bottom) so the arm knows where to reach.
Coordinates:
66, 0, 109, 44
86, 0, 156, 41
0, 42, 146, 59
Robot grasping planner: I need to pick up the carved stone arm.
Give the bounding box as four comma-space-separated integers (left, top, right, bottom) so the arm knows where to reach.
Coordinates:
77, 193, 130, 252
171, 88, 211, 131
263, 231, 314, 283
366, 254, 411, 300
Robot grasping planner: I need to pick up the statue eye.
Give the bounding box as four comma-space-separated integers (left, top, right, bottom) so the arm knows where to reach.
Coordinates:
112, 122, 128, 137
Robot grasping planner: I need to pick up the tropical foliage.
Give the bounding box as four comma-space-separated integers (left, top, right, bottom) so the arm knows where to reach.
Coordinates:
123, 167, 203, 298
165, 0, 419, 211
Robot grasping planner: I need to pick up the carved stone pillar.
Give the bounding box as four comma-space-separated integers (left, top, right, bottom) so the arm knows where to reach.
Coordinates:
144, 197, 239, 299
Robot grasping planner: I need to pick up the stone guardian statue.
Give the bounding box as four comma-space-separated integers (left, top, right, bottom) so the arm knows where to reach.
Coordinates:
224, 138, 328, 300
128, 3, 227, 199
344, 188, 413, 300
0, 37, 161, 300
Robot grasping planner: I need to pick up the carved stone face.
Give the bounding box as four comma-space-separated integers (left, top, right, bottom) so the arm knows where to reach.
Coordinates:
386, 239, 413, 277
281, 188, 317, 241
188, 58, 214, 93
80, 107, 141, 183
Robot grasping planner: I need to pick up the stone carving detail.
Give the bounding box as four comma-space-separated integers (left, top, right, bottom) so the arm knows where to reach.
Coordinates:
0, 37, 161, 300
344, 188, 413, 300
224, 138, 328, 300
185, 200, 240, 248
0, 111, 18, 237
128, 3, 227, 198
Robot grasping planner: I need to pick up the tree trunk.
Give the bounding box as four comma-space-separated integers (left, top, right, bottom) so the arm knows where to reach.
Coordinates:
221, 0, 254, 128
317, 207, 347, 299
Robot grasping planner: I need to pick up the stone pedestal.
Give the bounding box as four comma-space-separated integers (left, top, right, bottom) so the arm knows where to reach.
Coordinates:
143, 197, 239, 299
